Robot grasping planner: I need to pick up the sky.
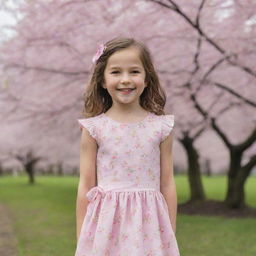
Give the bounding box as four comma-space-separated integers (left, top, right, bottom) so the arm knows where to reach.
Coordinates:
0, 0, 23, 42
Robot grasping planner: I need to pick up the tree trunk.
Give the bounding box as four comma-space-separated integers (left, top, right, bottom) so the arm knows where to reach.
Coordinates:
225, 151, 255, 208
25, 158, 38, 184
25, 163, 35, 184
15, 151, 41, 184
225, 177, 246, 208
189, 76, 256, 209
181, 136, 206, 201
27, 169, 35, 184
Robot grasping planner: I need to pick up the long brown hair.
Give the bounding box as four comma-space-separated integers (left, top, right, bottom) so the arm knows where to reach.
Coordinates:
83, 37, 166, 117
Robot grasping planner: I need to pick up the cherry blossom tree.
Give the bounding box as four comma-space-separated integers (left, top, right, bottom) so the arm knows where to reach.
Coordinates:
1, 0, 255, 208
149, 0, 256, 208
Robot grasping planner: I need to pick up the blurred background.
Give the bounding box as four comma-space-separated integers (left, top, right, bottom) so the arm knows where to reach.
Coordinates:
0, 0, 255, 256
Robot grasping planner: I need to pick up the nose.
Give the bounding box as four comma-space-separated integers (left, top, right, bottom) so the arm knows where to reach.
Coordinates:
120, 72, 130, 84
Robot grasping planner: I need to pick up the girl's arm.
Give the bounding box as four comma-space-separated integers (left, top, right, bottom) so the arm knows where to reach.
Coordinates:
160, 132, 177, 233
76, 128, 97, 242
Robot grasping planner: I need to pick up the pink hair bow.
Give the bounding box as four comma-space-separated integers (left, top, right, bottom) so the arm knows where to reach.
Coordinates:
92, 43, 106, 63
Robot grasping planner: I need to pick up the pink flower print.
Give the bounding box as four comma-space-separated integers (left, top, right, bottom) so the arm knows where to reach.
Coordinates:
143, 233, 149, 241
143, 211, 152, 223
147, 168, 153, 176
113, 214, 121, 225
109, 160, 116, 168
153, 130, 161, 136
122, 161, 129, 168
159, 241, 171, 250
135, 176, 140, 184
92, 248, 99, 254
134, 239, 140, 248
121, 232, 129, 242
100, 208, 109, 217
130, 207, 137, 216
114, 239, 119, 247
110, 126, 117, 132
120, 124, 127, 129
138, 122, 146, 128
159, 226, 165, 234
159, 242, 165, 250
104, 249, 110, 256
100, 150, 105, 156
119, 207, 126, 216
129, 130, 137, 137
137, 224, 143, 232
147, 137, 154, 143
151, 174, 156, 181
92, 214, 99, 223
127, 168, 135, 177
125, 149, 132, 156
111, 177, 120, 182
135, 143, 141, 149
88, 230, 94, 238
111, 170, 120, 182
114, 136, 121, 145
140, 153, 147, 160
108, 231, 115, 241
97, 227, 105, 233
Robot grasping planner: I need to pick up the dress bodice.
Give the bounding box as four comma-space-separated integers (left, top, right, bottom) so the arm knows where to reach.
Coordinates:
78, 112, 174, 191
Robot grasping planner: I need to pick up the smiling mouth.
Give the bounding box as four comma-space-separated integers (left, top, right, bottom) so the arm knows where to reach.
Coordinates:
117, 88, 135, 91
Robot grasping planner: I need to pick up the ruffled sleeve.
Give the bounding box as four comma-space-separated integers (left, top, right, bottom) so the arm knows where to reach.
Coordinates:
161, 114, 174, 142
78, 118, 97, 140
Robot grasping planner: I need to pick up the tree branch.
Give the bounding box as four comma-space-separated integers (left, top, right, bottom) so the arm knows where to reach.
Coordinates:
192, 35, 202, 75
190, 92, 233, 148
148, 0, 176, 10
214, 82, 256, 108
196, 0, 206, 27
240, 154, 256, 181
5, 63, 89, 76
236, 128, 256, 152
150, 0, 256, 78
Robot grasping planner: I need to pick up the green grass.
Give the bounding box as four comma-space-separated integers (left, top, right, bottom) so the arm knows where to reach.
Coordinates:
0, 174, 255, 256
175, 175, 256, 207
0, 175, 78, 256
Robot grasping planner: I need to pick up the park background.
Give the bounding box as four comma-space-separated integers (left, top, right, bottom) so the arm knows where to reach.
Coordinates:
0, 0, 255, 255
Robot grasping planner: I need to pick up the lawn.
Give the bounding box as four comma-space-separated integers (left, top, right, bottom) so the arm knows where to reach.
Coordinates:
0, 174, 255, 256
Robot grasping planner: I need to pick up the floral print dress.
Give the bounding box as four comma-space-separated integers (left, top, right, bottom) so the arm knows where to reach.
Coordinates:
75, 112, 180, 256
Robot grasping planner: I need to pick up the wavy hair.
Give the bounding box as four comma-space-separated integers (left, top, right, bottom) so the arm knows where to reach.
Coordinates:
83, 37, 167, 117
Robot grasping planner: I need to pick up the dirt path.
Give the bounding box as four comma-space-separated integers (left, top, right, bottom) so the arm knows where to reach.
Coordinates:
179, 199, 256, 218
0, 204, 18, 256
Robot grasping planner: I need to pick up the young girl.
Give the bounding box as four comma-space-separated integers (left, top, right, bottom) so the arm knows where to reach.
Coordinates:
75, 37, 180, 256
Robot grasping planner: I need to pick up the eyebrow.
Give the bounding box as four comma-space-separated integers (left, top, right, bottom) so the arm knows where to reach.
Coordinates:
109, 66, 143, 69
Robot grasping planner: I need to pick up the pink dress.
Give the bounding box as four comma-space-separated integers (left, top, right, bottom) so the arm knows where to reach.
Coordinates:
75, 112, 180, 256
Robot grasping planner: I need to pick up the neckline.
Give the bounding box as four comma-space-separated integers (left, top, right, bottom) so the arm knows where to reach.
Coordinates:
102, 112, 151, 125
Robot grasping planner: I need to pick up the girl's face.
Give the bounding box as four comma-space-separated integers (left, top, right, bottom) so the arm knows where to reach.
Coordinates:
103, 47, 147, 108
